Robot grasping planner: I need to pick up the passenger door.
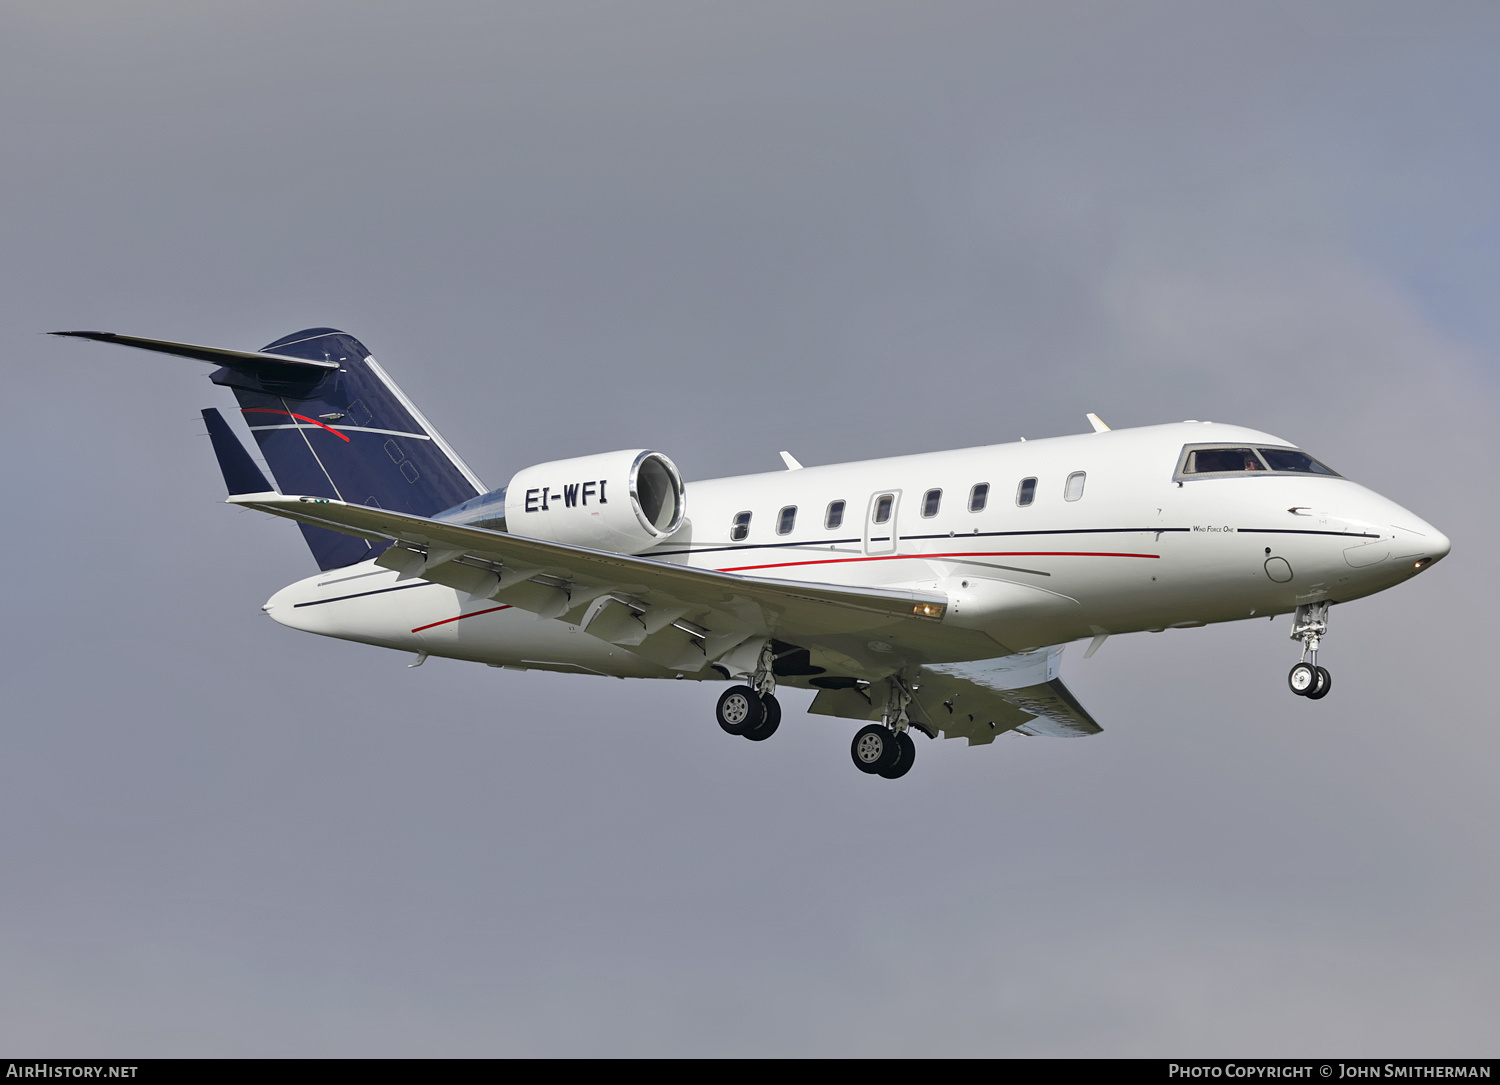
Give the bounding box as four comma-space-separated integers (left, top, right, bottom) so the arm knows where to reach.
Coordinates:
864, 490, 901, 556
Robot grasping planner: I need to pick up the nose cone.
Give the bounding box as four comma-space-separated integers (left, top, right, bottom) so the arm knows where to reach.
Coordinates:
1390, 515, 1450, 573
1410, 524, 1450, 569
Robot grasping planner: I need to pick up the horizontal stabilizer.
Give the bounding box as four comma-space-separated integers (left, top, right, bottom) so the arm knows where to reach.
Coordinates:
50, 331, 338, 373
202, 408, 272, 496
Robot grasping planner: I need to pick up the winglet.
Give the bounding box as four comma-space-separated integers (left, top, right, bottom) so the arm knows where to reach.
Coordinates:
1086, 413, 1110, 433
202, 408, 274, 495
779, 451, 804, 470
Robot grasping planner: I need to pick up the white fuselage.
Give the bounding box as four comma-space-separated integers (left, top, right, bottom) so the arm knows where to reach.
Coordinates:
262, 422, 1449, 680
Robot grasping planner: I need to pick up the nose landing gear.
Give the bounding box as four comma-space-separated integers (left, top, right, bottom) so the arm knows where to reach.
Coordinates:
1288, 602, 1332, 700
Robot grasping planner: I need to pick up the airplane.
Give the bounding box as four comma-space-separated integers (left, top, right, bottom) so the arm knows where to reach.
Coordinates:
55, 327, 1451, 779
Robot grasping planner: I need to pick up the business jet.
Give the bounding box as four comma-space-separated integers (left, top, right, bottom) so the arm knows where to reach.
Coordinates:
56, 327, 1450, 779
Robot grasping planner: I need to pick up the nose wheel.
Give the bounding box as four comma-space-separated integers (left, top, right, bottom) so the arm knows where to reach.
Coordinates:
1287, 602, 1333, 700
1288, 662, 1331, 699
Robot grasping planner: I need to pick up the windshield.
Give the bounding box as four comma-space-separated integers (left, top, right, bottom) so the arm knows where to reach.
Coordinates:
1257, 447, 1339, 475
1176, 445, 1340, 480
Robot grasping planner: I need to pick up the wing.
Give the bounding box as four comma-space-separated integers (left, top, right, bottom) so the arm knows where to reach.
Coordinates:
807, 646, 1103, 744
229, 492, 1008, 676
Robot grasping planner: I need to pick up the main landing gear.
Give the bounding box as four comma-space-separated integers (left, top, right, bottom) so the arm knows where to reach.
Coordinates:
711, 648, 924, 779
715, 685, 781, 741
850, 674, 917, 779
714, 642, 781, 742
851, 725, 915, 779
1287, 602, 1332, 700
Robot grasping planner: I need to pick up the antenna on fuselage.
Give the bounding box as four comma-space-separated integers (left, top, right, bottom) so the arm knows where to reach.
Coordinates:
1086, 413, 1110, 433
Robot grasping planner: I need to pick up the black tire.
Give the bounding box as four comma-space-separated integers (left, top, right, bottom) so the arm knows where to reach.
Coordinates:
1288, 662, 1317, 696
744, 693, 782, 741
1306, 666, 1332, 700
878, 731, 916, 779
716, 685, 764, 736
851, 724, 897, 774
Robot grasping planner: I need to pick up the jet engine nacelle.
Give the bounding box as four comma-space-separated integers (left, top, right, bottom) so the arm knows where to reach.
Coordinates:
504, 449, 686, 555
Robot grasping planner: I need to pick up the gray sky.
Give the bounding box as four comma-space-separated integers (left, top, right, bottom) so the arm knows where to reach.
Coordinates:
2, 1, 1497, 1056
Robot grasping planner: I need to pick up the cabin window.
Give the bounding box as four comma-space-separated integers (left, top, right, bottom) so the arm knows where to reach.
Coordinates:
1016, 477, 1037, 506
825, 500, 845, 530
777, 506, 797, 535
1065, 471, 1086, 501
731, 511, 752, 541
969, 483, 989, 512
873, 494, 894, 524
921, 489, 942, 517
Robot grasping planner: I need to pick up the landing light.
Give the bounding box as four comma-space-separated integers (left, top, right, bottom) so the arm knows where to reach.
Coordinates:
1413, 558, 1433, 570
912, 602, 946, 619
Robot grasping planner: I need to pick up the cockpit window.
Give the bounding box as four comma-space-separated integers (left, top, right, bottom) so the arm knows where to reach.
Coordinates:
1176, 444, 1341, 480
1185, 447, 1267, 474
1257, 448, 1339, 475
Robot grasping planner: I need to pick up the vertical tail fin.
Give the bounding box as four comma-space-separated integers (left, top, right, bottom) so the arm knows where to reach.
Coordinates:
54, 327, 487, 571
213, 328, 485, 569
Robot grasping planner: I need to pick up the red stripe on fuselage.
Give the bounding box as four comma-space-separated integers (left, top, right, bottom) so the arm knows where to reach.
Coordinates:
241, 407, 352, 442
714, 550, 1159, 573
411, 605, 512, 633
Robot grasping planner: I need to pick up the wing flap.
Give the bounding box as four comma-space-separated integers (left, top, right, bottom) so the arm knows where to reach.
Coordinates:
1006, 678, 1103, 737
918, 668, 1102, 744
809, 648, 1104, 746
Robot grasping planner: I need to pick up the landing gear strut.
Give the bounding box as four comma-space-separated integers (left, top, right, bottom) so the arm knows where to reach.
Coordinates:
1288, 602, 1332, 700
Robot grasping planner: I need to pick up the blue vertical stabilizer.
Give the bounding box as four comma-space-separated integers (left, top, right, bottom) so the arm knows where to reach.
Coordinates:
211, 329, 485, 569
53, 327, 487, 571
